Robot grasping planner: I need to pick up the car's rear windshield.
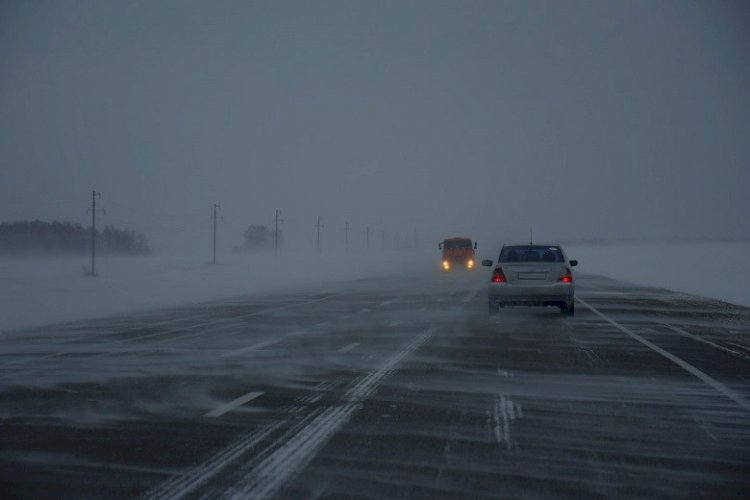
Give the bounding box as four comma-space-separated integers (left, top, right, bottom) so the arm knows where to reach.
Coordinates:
499, 246, 564, 263
444, 239, 472, 249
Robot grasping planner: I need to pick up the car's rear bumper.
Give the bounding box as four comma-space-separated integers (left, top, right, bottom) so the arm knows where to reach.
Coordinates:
489, 282, 574, 305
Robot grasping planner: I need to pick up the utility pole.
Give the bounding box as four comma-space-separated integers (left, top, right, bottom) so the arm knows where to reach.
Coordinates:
274, 209, 280, 256
87, 190, 105, 276
345, 221, 351, 252
211, 204, 221, 264
316, 216, 323, 252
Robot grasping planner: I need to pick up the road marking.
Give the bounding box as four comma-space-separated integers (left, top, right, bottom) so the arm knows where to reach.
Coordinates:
663, 324, 750, 361
491, 395, 521, 450
222, 339, 279, 358
143, 332, 431, 500
379, 298, 400, 306
577, 297, 750, 412
389, 320, 404, 327
462, 291, 477, 303
337, 342, 359, 354
221, 331, 433, 499
205, 391, 264, 417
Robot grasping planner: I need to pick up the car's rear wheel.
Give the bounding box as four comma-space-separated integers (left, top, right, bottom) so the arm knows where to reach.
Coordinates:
560, 302, 575, 316
488, 300, 499, 315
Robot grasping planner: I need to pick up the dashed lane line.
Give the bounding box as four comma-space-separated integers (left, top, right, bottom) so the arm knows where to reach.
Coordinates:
222, 339, 280, 358
337, 342, 360, 354
379, 298, 401, 307
205, 391, 264, 418
577, 296, 750, 413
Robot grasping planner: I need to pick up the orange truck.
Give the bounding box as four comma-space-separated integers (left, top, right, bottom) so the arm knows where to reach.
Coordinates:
438, 237, 477, 271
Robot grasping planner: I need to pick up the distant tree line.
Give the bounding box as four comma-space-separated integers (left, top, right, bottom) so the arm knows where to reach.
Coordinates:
0, 220, 150, 256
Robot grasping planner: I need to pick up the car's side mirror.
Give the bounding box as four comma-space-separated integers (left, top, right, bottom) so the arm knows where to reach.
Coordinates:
481, 259, 493, 267
438, 243, 442, 250
474, 242, 478, 249
569, 260, 578, 267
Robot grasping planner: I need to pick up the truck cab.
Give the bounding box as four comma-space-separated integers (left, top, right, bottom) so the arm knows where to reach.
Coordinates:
439, 237, 477, 271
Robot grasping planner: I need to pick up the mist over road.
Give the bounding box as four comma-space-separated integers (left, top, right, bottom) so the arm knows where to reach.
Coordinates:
1, 271, 749, 498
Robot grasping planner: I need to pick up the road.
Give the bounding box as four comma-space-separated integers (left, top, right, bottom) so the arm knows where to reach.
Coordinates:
1, 271, 749, 499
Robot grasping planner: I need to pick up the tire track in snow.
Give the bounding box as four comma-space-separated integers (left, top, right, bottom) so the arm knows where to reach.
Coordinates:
143, 331, 432, 500
219, 331, 433, 499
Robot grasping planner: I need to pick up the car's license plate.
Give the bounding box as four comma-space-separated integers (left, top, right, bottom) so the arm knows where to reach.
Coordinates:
518, 272, 547, 280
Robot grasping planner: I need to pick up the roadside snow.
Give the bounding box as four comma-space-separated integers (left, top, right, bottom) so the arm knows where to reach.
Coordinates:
1, 241, 747, 331
566, 241, 750, 307
0, 251, 424, 331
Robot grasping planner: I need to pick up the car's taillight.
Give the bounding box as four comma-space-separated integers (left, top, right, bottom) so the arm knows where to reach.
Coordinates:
491, 266, 506, 283
558, 267, 573, 283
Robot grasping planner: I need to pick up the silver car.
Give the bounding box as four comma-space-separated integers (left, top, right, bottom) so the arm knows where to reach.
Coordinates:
481, 244, 578, 315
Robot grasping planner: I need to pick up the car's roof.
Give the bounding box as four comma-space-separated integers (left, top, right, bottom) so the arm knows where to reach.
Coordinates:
502, 242, 562, 247
444, 237, 472, 241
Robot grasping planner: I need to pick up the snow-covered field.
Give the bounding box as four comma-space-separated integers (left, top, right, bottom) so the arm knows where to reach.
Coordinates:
566, 241, 750, 307
1, 241, 748, 331
0, 251, 426, 331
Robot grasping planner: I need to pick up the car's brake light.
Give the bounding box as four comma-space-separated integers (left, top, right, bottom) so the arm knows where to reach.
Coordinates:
558, 267, 573, 283
491, 266, 506, 283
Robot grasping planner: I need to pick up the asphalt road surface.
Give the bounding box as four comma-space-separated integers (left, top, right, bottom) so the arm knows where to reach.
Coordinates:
1, 271, 749, 499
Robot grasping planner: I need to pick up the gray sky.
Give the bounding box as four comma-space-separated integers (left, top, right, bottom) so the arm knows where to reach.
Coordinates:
1, 0, 749, 251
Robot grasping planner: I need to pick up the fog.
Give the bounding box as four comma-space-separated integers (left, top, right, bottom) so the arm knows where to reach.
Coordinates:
1, 0, 749, 255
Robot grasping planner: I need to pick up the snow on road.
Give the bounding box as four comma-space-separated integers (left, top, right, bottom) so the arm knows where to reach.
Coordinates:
1, 241, 748, 331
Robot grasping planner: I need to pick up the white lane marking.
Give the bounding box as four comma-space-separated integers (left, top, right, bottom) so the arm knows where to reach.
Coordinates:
490, 395, 521, 450
205, 391, 264, 418
337, 342, 360, 354
222, 339, 279, 358
577, 297, 750, 413
462, 291, 477, 303
221, 331, 433, 499
379, 298, 400, 306
389, 320, 404, 327
663, 324, 750, 361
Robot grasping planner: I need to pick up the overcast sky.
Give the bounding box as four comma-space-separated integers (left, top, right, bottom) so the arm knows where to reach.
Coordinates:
1, 0, 749, 252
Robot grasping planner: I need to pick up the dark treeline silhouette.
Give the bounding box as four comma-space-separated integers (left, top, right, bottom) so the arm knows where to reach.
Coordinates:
0, 220, 150, 256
